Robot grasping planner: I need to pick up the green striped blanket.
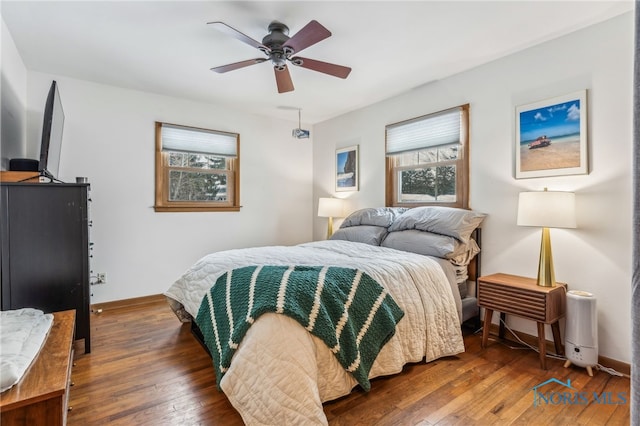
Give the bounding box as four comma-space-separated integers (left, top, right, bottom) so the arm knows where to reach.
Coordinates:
195, 265, 404, 391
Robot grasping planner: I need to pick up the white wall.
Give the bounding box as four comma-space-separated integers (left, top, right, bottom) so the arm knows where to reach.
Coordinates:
1, 17, 28, 169
312, 13, 633, 363
24, 73, 313, 304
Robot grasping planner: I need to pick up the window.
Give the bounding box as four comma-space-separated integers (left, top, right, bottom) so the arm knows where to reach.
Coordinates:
155, 122, 240, 212
385, 104, 469, 209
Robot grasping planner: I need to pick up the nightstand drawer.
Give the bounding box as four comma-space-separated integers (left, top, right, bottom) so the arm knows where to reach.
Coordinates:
478, 273, 565, 324
478, 282, 548, 321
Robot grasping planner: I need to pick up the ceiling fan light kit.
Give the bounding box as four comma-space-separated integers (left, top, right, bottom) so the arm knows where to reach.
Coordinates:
209, 20, 352, 93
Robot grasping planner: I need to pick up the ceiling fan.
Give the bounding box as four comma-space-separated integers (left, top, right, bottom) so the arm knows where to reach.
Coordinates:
208, 20, 352, 93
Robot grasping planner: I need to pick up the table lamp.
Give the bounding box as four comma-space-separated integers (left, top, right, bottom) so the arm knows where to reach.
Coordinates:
517, 188, 576, 287
318, 197, 344, 239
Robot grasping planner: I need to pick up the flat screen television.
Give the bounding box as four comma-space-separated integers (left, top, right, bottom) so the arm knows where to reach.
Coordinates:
39, 80, 65, 181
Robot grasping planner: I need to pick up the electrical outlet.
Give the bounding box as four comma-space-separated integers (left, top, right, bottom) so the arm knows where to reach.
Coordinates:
96, 273, 107, 284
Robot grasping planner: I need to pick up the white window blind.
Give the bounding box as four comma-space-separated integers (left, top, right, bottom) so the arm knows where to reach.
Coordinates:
386, 107, 461, 155
161, 123, 238, 157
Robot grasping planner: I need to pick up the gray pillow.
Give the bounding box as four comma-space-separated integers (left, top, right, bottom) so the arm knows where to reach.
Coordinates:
381, 230, 460, 258
388, 206, 486, 243
341, 207, 408, 228
330, 225, 389, 246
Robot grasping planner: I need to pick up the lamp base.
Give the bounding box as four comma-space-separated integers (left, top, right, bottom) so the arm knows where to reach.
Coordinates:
537, 227, 556, 287
326, 216, 334, 240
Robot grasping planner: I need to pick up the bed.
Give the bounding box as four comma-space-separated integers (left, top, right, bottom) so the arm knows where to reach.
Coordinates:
165, 206, 485, 425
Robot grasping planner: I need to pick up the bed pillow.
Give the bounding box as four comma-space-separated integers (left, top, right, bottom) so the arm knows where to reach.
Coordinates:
330, 225, 389, 246
381, 229, 459, 258
382, 229, 480, 264
330, 207, 409, 246
340, 207, 408, 228
388, 206, 486, 243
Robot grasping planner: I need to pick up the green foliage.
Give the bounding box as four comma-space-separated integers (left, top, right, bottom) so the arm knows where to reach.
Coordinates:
402, 168, 436, 196
167, 152, 228, 201
401, 165, 456, 200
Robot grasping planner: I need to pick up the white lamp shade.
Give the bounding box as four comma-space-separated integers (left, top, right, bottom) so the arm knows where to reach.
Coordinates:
318, 198, 344, 218
517, 191, 576, 229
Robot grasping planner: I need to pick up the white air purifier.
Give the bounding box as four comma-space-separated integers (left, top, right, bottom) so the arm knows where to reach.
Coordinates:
564, 290, 598, 376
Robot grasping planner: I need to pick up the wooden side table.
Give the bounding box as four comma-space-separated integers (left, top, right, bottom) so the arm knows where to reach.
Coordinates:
478, 273, 566, 370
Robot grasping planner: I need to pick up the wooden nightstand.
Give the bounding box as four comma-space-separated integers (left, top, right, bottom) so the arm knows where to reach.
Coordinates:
478, 273, 566, 370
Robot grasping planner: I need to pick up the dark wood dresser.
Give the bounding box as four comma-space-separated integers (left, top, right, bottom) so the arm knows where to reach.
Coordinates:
1, 182, 91, 352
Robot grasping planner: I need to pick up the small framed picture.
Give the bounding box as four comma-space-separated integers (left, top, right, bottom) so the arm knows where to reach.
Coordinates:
335, 145, 359, 192
515, 90, 588, 179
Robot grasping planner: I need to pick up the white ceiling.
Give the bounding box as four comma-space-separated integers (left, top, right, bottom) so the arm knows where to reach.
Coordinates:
1, 1, 633, 124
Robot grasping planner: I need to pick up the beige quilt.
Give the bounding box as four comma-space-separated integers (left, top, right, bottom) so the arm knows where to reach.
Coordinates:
165, 240, 464, 425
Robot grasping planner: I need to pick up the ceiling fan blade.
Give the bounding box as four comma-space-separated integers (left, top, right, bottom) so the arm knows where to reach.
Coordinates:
291, 57, 351, 79
211, 58, 267, 73
282, 20, 331, 54
274, 66, 294, 93
207, 21, 268, 51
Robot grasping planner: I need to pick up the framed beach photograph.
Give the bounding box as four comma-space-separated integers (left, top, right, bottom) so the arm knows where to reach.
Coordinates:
335, 145, 359, 192
515, 90, 588, 179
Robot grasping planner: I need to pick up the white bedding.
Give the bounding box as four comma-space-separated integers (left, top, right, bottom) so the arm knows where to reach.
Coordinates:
165, 240, 465, 425
0, 308, 54, 393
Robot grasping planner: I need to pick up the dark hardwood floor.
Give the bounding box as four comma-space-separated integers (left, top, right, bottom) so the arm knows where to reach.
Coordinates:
68, 297, 630, 425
